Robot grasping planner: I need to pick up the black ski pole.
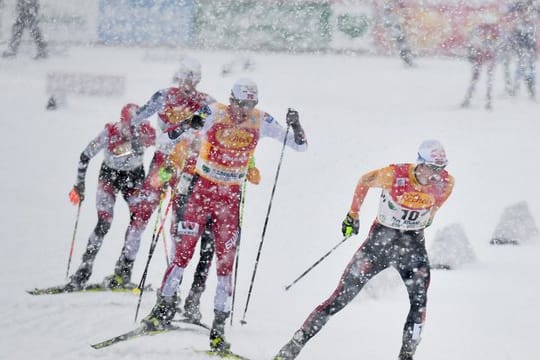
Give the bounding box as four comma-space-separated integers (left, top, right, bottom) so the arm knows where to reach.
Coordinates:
134, 193, 172, 322
65, 201, 82, 280
284, 235, 352, 291
240, 124, 290, 325
230, 180, 247, 326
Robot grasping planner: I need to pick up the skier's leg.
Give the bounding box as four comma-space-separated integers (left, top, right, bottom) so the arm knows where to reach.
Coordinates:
144, 181, 207, 329
27, 12, 47, 57
3, 15, 25, 56
208, 189, 240, 352
68, 169, 117, 289
395, 232, 431, 360
275, 223, 393, 359
184, 220, 214, 321
462, 61, 480, 107
486, 61, 495, 110
105, 166, 146, 287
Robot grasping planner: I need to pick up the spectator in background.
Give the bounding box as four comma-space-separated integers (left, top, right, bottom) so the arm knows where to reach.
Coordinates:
382, 0, 415, 67
461, 21, 501, 110
2, 0, 48, 59
510, 0, 538, 100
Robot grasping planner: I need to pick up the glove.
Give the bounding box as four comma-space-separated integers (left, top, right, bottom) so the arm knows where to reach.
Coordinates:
158, 166, 174, 184
286, 108, 300, 127
341, 213, 359, 237
69, 182, 85, 205
188, 105, 211, 130
286, 108, 306, 145
247, 167, 260, 185
246, 156, 260, 185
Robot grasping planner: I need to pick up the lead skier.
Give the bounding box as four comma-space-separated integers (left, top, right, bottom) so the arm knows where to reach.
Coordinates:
274, 139, 454, 360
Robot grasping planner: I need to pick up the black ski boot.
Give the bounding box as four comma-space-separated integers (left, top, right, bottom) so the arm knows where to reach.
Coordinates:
103, 254, 134, 289
142, 293, 178, 331
65, 244, 99, 291
274, 330, 305, 360
183, 288, 203, 322
209, 310, 231, 353
398, 322, 421, 360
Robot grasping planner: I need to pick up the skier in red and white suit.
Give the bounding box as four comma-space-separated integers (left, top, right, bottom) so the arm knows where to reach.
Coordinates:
275, 140, 454, 360
109, 57, 216, 288
142, 78, 308, 354
67, 103, 155, 290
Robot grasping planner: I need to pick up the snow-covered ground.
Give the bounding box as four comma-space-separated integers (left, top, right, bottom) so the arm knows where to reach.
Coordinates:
1, 46, 539, 360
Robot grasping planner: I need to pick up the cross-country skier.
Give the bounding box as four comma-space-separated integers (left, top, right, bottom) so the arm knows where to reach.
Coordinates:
509, 0, 538, 100
274, 139, 454, 360
141, 78, 308, 356
2, 0, 47, 59
104, 56, 216, 289
66, 103, 156, 291
461, 21, 501, 110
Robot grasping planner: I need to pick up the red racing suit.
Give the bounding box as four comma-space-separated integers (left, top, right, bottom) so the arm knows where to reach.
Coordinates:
123, 87, 214, 261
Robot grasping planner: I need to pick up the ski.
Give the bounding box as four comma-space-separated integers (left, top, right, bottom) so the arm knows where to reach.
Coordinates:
91, 322, 206, 349
192, 348, 252, 360
172, 316, 211, 331
27, 282, 152, 295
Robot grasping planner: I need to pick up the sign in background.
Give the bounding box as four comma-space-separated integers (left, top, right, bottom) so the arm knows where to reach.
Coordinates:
0, 0, 537, 55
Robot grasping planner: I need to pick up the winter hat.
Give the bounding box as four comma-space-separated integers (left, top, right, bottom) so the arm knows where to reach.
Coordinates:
417, 139, 448, 167
120, 103, 139, 126
231, 78, 258, 102
173, 56, 202, 85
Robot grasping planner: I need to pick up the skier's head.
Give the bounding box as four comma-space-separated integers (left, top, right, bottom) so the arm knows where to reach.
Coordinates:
230, 77, 258, 108
229, 78, 258, 122
173, 56, 202, 91
120, 103, 139, 127
417, 139, 448, 168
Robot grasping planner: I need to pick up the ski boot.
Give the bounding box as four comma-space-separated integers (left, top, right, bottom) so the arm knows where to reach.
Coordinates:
65, 265, 91, 292
274, 330, 305, 360
183, 288, 203, 322
209, 310, 231, 353
103, 255, 134, 289
398, 351, 413, 360
142, 293, 178, 331
65, 244, 99, 291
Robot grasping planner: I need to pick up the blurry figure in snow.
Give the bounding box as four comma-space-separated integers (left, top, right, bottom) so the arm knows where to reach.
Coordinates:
66, 104, 156, 291
382, 0, 415, 67
2, 0, 47, 59
274, 140, 454, 360
498, 7, 520, 95
461, 21, 501, 110
509, 0, 538, 100
141, 78, 307, 356
116, 57, 221, 318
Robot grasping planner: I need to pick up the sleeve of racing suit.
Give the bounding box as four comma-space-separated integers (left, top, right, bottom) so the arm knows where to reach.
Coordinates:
259, 112, 308, 151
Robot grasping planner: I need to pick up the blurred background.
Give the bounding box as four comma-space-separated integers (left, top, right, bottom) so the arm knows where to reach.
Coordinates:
0, 0, 538, 58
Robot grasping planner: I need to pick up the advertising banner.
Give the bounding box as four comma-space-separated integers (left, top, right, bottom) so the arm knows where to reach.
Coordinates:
97, 0, 195, 46
194, 0, 332, 51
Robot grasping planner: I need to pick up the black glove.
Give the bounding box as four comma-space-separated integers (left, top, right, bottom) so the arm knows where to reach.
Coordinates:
189, 114, 205, 129
286, 108, 306, 145
286, 108, 300, 127
341, 213, 359, 237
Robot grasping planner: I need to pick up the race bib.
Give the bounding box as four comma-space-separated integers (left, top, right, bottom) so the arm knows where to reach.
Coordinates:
377, 190, 433, 230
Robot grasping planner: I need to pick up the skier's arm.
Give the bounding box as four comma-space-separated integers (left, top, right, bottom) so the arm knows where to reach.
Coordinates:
260, 111, 307, 151
341, 166, 394, 236
131, 89, 168, 128
69, 129, 107, 204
